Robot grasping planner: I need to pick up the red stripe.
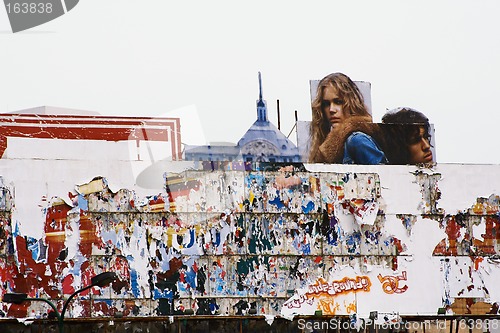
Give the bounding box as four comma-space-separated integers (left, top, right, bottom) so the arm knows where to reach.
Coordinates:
0, 114, 182, 160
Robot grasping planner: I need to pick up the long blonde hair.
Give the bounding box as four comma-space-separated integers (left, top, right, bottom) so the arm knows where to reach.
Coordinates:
309, 73, 370, 162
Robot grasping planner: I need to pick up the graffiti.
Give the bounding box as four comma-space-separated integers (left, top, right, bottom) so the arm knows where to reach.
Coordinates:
345, 301, 356, 314
282, 276, 369, 316
284, 294, 315, 309
318, 299, 340, 315
307, 276, 371, 296
377, 271, 408, 294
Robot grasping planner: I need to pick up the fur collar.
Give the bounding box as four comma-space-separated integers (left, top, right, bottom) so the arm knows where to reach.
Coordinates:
315, 116, 384, 163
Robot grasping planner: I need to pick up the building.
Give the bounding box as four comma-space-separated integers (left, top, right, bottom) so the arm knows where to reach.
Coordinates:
184, 73, 301, 163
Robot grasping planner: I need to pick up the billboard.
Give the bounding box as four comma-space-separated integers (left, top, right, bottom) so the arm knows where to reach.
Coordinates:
298, 73, 437, 165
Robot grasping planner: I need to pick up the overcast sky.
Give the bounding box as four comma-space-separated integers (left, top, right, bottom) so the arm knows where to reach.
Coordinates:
1, 1, 499, 164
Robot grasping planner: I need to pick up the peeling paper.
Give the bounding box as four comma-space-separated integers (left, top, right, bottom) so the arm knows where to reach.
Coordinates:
412, 170, 443, 215
76, 177, 107, 195
5, 162, 500, 318
344, 200, 379, 225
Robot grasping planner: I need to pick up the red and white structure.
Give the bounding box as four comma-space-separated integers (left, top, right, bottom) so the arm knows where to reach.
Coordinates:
0, 107, 182, 161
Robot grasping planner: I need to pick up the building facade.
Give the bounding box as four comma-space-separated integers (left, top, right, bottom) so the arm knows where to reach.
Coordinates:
184, 73, 301, 163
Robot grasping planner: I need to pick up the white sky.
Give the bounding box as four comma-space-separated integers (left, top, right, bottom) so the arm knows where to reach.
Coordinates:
1, 0, 500, 164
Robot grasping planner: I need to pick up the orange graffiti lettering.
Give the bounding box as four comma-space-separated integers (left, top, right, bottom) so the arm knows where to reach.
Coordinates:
345, 301, 356, 314
307, 276, 371, 297
318, 298, 340, 315
377, 271, 408, 294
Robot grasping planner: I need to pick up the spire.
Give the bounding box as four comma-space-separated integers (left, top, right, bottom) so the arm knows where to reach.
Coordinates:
259, 72, 263, 101
256, 72, 268, 123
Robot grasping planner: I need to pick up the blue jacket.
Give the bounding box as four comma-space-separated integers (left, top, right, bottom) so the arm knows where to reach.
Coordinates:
342, 131, 388, 164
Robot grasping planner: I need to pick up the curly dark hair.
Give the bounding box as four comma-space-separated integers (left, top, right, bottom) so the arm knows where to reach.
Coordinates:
381, 107, 431, 164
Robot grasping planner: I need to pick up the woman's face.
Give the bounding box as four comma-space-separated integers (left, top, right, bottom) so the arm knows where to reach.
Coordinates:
321, 85, 347, 129
409, 127, 433, 163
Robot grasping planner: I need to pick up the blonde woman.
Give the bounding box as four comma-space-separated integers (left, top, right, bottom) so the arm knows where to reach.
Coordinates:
308, 72, 387, 164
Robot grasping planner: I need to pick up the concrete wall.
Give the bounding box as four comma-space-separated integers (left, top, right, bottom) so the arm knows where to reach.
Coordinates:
1, 127, 500, 326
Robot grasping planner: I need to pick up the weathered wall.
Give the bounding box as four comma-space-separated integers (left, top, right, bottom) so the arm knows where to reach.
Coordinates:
1, 148, 500, 325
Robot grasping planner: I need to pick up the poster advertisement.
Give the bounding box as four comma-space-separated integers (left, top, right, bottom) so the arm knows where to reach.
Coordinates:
298, 74, 437, 165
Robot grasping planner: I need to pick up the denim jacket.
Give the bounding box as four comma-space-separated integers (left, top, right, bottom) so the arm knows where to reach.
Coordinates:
342, 131, 388, 164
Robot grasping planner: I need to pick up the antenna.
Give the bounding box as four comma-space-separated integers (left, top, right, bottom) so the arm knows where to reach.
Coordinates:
258, 72, 263, 101
277, 99, 281, 130
287, 110, 298, 138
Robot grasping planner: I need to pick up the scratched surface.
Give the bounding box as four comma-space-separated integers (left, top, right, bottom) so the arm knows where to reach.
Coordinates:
1, 165, 500, 322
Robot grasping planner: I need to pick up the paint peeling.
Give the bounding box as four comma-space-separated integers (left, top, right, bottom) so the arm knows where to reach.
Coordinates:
2, 164, 500, 319
412, 170, 444, 215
